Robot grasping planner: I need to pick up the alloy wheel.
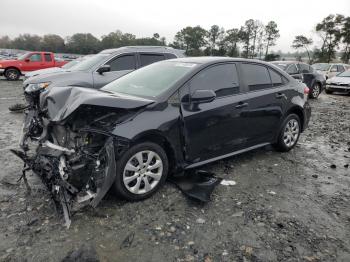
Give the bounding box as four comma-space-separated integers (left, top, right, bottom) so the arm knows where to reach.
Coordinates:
283, 119, 299, 148
312, 84, 320, 98
122, 150, 163, 195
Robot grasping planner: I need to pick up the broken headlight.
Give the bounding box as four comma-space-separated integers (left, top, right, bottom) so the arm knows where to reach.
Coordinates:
25, 82, 51, 93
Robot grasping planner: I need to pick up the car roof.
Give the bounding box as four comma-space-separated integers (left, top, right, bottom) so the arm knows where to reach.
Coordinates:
99, 46, 185, 55
272, 61, 307, 65
168, 56, 274, 66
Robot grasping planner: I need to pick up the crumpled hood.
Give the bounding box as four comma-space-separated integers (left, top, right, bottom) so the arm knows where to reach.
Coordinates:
40, 86, 154, 122
25, 67, 64, 78
23, 71, 93, 88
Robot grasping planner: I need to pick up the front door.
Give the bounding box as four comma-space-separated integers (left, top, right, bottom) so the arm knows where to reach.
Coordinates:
181, 63, 249, 163
93, 54, 136, 88
21, 53, 44, 72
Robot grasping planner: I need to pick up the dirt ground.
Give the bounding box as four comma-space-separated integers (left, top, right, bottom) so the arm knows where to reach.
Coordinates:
0, 78, 349, 262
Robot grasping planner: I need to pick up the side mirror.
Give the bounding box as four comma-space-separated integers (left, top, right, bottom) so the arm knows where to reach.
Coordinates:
97, 64, 111, 74
25, 58, 30, 62
191, 90, 216, 104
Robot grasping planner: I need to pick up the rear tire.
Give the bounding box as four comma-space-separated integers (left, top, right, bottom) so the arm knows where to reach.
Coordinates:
113, 142, 168, 201
274, 114, 301, 152
5, 68, 20, 81
309, 83, 321, 99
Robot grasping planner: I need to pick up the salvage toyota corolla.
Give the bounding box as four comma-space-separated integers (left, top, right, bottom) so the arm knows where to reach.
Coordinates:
12, 57, 311, 226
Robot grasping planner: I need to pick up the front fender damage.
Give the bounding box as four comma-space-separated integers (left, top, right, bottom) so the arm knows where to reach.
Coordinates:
11, 134, 126, 228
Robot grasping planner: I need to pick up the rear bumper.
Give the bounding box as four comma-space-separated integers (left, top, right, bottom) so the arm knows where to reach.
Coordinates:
303, 101, 311, 131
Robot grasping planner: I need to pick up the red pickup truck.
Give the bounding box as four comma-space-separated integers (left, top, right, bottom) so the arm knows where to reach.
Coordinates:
0, 52, 68, 80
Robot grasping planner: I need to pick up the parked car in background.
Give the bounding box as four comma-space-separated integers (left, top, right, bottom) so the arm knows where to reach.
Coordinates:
0, 52, 68, 80
22, 46, 185, 91
325, 70, 350, 94
15, 57, 311, 220
312, 63, 350, 80
271, 61, 326, 99
24, 55, 92, 80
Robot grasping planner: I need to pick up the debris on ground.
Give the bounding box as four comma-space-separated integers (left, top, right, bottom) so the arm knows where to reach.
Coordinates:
61, 244, 99, 262
170, 170, 222, 202
220, 179, 237, 186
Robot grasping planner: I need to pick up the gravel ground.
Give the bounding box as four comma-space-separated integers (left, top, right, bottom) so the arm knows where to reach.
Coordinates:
0, 78, 349, 262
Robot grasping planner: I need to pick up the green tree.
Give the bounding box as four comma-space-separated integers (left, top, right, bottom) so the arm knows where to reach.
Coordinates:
0, 36, 11, 48
239, 19, 256, 58
207, 25, 225, 55
66, 33, 100, 54
222, 28, 240, 57
101, 30, 136, 49
340, 16, 350, 63
41, 34, 65, 53
172, 26, 207, 56
315, 14, 344, 62
12, 34, 42, 51
264, 21, 280, 59
292, 35, 313, 63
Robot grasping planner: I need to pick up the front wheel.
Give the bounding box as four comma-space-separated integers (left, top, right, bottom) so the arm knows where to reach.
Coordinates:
5, 68, 20, 81
274, 114, 301, 152
113, 142, 168, 201
309, 83, 321, 99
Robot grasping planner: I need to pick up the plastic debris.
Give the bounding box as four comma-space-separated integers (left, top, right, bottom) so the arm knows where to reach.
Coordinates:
220, 179, 237, 186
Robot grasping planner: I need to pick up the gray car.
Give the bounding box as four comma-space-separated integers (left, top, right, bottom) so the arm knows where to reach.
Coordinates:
23, 46, 185, 90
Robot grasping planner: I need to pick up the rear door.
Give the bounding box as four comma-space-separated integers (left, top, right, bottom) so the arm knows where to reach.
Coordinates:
92, 53, 136, 88
21, 53, 44, 72
181, 63, 249, 163
238, 62, 287, 146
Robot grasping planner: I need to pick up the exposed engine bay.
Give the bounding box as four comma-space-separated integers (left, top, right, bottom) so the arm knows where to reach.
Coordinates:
11, 86, 144, 227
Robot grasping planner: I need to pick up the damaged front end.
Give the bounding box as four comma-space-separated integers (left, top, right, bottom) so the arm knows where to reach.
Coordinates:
12, 86, 152, 227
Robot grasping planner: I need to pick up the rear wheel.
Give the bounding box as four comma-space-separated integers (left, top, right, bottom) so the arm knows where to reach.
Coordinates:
5, 68, 20, 81
113, 142, 168, 201
274, 114, 301, 152
309, 83, 321, 99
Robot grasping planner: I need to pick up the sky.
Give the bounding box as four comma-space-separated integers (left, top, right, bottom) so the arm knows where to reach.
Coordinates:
0, 0, 349, 52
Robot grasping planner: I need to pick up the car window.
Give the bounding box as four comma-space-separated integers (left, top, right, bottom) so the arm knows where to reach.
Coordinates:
44, 54, 52, 62
298, 64, 310, 73
286, 64, 298, 74
29, 53, 42, 62
140, 54, 165, 67
337, 65, 345, 72
107, 55, 136, 71
241, 63, 271, 91
269, 68, 286, 87
190, 63, 240, 97
330, 65, 338, 72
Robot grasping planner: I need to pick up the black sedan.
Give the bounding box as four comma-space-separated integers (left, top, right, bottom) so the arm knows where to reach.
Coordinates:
271, 61, 326, 99
13, 57, 311, 224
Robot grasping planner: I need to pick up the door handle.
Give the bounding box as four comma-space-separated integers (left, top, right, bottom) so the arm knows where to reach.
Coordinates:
275, 93, 286, 99
235, 102, 248, 109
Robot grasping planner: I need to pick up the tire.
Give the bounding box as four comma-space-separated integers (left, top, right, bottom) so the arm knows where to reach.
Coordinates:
309, 83, 321, 99
274, 114, 301, 152
113, 142, 169, 201
5, 68, 20, 81
325, 89, 333, 94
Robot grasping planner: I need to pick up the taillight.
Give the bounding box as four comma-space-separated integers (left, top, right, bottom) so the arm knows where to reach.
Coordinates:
304, 87, 310, 95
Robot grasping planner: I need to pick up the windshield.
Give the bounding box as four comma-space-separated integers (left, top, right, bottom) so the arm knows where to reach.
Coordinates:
69, 54, 109, 71
16, 53, 30, 61
312, 63, 330, 71
102, 61, 197, 98
337, 70, 350, 77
